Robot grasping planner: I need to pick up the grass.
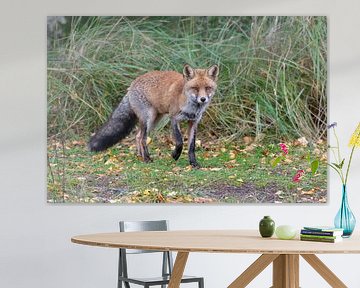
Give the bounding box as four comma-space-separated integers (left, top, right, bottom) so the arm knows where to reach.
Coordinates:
47, 134, 327, 204
48, 16, 327, 141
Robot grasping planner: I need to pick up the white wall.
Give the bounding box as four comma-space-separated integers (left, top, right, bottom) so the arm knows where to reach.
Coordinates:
1, 0, 360, 287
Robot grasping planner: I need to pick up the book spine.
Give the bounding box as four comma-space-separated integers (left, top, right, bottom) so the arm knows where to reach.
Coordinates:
300, 237, 337, 243
301, 230, 336, 236
300, 233, 338, 239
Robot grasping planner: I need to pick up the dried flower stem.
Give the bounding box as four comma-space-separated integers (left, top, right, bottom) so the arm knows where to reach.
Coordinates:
331, 127, 345, 184
333, 128, 342, 164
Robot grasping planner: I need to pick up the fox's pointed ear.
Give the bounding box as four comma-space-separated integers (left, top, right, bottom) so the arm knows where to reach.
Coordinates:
207, 64, 219, 81
183, 64, 195, 81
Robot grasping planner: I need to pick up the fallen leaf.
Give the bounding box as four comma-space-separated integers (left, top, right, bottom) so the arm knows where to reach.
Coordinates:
185, 165, 193, 172
313, 148, 321, 155
301, 189, 316, 195
209, 167, 222, 171
294, 137, 308, 147
243, 136, 254, 145
72, 140, 85, 146
243, 144, 256, 152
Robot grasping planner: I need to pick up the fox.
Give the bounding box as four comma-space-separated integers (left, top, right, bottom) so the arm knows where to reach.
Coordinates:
88, 64, 219, 168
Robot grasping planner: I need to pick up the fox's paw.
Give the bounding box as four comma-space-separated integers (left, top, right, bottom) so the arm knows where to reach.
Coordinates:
190, 161, 201, 169
143, 156, 153, 163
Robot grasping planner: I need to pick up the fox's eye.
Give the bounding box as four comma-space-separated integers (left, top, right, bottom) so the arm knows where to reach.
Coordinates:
205, 86, 212, 91
192, 87, 199, 92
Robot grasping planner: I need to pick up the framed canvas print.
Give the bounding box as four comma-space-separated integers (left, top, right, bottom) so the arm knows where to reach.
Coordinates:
47, 16, 327, 204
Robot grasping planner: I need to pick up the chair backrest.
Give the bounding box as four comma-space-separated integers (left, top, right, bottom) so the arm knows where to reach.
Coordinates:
120, 220, 168, 232
119, 220, 169, 254
118, 220, 173, 282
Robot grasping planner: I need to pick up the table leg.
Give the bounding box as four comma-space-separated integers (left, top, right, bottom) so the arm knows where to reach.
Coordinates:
301, 254, 347, 288
228, 253, 348, 288
272, 254, 299, 288
228, 254, 279, 288
168, 251, 189, 288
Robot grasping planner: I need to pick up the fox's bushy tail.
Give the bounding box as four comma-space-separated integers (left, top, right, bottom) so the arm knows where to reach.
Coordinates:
88, 95, 137, 152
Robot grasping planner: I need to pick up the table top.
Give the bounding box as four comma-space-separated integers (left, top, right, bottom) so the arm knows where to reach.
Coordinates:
71, 230, 360, 254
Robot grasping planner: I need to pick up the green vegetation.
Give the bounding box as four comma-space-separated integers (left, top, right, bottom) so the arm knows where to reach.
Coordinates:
48, 16, 327, 140
47, 16, 328, 203
47, 136, 327, 203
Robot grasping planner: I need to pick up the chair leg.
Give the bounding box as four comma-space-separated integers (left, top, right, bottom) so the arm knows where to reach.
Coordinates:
199, 278, 204, 288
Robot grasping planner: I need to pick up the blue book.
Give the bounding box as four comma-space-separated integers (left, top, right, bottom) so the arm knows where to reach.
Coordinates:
302, 226, 343, 237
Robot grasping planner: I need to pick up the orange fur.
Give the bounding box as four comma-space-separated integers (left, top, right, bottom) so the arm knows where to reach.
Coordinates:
89, 64, 219, 167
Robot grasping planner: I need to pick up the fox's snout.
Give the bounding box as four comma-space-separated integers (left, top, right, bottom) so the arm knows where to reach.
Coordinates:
189, 93, 210, 104
198, 95, 209, 104
189, 90, 211, 104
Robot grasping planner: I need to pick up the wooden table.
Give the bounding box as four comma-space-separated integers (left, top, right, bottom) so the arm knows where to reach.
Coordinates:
71, 230, 360, 288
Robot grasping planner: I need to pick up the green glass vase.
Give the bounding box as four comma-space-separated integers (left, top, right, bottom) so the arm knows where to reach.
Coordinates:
259, 216, 275, 237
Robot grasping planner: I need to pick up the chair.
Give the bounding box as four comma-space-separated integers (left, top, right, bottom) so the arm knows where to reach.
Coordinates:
118, 220, 204, 288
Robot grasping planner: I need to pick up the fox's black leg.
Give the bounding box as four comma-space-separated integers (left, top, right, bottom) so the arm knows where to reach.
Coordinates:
188, 121, 200, 168
171, 118, 183, 161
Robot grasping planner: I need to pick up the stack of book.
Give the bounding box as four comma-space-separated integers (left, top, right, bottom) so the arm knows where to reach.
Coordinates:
300, 226, 344, 243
